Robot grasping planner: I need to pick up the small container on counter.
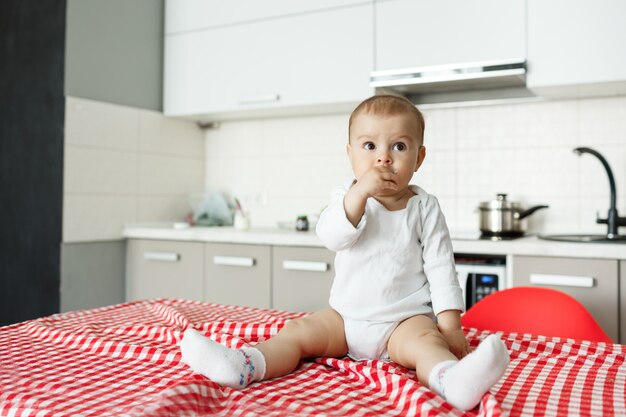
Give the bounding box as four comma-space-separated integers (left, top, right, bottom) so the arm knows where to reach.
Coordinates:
295, 215, 309, 231
234, 210, 250, 231
233, 197, 250, 231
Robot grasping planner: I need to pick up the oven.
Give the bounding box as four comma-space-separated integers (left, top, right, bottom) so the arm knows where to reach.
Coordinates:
454, 253, 507, 310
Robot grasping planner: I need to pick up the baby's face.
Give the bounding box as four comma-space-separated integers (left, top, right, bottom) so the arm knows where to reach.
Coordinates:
348, 112, 424, 192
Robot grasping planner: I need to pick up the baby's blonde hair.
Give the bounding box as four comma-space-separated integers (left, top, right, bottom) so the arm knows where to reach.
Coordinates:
348, 95, 425, 145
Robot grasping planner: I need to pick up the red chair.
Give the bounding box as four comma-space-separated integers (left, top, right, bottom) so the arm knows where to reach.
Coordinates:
461, 286, 613, 343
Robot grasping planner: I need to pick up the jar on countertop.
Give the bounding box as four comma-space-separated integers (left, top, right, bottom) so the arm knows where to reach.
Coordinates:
295, 215, 309, 231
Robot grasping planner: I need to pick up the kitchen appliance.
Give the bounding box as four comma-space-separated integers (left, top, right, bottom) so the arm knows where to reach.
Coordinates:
455, 254, 507, 310
370, 60, 533, 106
479, 194, 548, 239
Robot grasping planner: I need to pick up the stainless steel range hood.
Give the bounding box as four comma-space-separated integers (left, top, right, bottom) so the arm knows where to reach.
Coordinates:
370, 59, 535, 106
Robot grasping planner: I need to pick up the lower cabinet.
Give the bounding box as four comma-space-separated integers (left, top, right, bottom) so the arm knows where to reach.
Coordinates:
205, 243, 271, 309
126, 239, 204, 301
125, 241, 626, 339
126, 239, 335, 312
512, 255, 619, 342
272, 246, 334, 313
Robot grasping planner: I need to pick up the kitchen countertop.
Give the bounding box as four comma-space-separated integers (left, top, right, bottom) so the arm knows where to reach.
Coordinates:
123, 224, 626, 260
123, 223, 323, 247
450, 234, 625, 260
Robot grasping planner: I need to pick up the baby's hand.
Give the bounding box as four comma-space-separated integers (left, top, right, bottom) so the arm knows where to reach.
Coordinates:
439, 327, 470, 359
353, 166, 398, 198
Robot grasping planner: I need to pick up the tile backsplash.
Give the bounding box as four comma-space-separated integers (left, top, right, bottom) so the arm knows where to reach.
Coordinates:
205, 96, 626, 235
64, 97, 205, 242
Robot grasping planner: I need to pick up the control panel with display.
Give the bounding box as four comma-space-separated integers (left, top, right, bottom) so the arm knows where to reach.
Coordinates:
467, 273, 499, 308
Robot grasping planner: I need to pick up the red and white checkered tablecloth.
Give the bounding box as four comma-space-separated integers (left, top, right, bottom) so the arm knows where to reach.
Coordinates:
1, 299, 625, 416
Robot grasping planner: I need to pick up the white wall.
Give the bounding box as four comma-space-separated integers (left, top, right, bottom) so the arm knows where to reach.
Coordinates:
64, 96, 205, 242
205, 95, 626, 235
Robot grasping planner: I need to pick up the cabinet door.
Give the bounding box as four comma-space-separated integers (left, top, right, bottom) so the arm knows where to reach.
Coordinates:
205, 243, 271, 309
165, 4, 373, 119
512, 255, 619, 342
166, 0, 368, 34
272, 246, 335, 312
375, 0, 525, 71
527, 0, 626, 96
126, 239, 204, 301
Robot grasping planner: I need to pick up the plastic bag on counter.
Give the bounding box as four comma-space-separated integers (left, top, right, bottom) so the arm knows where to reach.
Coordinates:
187, 190, 234, 226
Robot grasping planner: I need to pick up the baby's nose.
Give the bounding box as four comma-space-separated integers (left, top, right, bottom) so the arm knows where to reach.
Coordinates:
377, 153, 392, 165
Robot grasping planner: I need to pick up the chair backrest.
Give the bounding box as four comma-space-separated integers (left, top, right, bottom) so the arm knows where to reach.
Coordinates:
461, 286, 613, 343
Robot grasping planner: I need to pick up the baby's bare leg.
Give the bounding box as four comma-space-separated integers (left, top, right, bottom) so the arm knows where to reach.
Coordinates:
387, 315, 509, 411
256, 308, 347, 379
387, 315, 456, 384
180, 308, 347, 388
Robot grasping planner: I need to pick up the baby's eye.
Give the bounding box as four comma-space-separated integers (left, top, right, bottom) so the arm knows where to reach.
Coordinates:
363, 142, 376, 151
393, 142, 407, 152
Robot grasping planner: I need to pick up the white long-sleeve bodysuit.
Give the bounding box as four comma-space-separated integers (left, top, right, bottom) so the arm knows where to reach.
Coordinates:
316, 183, 464, 360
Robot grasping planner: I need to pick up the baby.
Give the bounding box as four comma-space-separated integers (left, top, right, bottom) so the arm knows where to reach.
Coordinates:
180, 94, 510, 410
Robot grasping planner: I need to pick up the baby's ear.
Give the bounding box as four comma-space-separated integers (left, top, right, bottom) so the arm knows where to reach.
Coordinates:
415, 146, 426, 171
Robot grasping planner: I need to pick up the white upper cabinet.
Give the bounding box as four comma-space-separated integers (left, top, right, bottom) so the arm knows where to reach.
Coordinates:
164, 0, 626, 120
374, 0, 526, 71
166, 0, 367, 33
526, 0, 626, 97
164, 2, 374, 121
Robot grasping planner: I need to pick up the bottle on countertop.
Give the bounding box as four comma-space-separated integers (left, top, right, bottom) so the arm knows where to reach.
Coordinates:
296, 215, 309, 231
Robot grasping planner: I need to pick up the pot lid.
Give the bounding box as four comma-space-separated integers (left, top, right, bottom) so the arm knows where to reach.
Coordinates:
479, 193, 521, 210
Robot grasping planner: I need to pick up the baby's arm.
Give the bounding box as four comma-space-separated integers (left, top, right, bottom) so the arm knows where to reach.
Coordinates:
316, 185, 367, 251
437, 309, 470, 359
420, 196, 464, 314
343, 185, 368, 227
418, 195, 468, 357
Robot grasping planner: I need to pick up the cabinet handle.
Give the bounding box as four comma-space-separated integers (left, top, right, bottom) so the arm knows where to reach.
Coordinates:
530, 273, 595, 288
213, 256, 255, 267
239, 94, 280, 105
282, 260, 329, 272
143, 251, 180, 262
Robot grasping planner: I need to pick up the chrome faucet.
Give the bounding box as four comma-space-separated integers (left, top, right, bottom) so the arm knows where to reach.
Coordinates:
574, 147, 626, 238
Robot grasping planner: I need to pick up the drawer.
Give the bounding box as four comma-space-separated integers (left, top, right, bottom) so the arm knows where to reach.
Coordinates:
205, 243, 271, 309
126, 239, 204, 301
512, 255, 619, 341
272, 246, 334, 312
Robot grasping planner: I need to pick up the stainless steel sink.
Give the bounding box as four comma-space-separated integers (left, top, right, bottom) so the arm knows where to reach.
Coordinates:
538, 234, 626, 243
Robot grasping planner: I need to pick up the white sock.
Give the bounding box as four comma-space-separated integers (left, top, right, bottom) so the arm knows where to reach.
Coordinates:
428, 334, 510, 410
179, 328, 266, 389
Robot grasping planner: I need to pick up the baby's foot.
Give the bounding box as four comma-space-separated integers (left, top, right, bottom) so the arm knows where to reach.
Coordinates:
429, 334, 510, 410
179, 328, 266, 389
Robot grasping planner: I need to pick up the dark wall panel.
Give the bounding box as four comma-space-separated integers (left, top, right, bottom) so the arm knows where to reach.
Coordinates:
0, 0, 66, 325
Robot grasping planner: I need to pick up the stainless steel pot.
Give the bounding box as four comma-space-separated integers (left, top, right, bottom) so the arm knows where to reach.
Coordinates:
479, 194, 548, 238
